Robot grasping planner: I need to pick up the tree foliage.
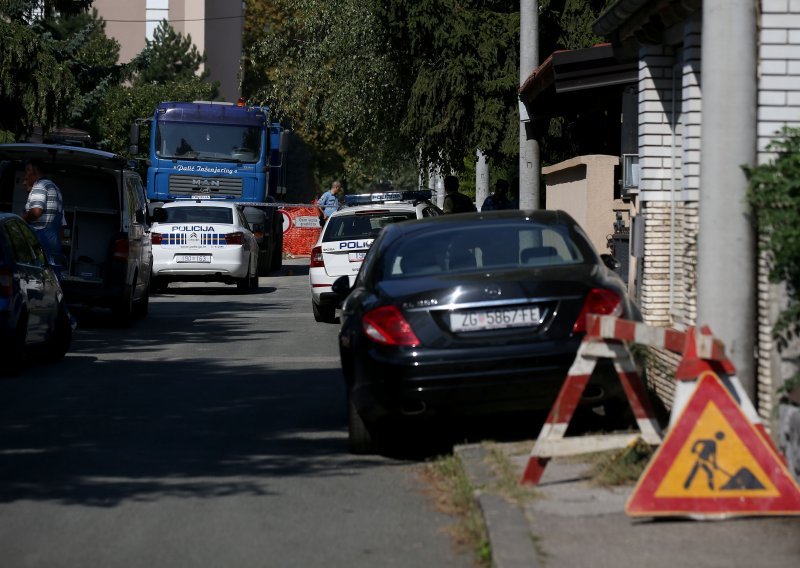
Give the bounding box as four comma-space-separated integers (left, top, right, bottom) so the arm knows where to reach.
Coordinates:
39, 8, 122, 135
745, 127, 800, 337
135, 20, 207, 85
0, 18, 76, 139
245, 0, 610, 185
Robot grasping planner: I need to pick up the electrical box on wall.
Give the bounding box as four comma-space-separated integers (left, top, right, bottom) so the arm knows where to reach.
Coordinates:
622, 154, 639, 196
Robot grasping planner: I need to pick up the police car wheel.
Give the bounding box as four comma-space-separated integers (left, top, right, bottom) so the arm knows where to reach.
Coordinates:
312, 301, 335, 323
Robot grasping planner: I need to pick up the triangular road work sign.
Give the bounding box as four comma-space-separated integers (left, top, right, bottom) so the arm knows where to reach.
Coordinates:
626, 371, 800, 518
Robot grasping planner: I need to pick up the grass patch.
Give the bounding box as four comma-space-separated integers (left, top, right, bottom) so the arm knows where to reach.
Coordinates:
587, 438, 654, 487
419, 455, 492, 567
485, 443, 539, 505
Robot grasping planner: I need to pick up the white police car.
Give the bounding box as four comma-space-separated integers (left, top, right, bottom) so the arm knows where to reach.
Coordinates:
309, 190, 441, 322
150, 199, 259, 292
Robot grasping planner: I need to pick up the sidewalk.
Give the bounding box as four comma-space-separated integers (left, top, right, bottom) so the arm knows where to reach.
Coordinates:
455, 442, 800, 568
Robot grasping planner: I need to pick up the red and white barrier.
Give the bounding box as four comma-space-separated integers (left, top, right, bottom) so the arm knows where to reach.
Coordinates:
521, 314, 781, 486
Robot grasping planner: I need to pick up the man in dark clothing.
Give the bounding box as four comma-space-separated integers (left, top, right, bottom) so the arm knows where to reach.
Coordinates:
442, 175, 476, 214
481, 179, 512, 211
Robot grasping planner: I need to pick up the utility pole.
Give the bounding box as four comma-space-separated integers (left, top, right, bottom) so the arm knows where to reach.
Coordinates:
519, 1, 539, 209
476, 150, 489, 211
698, 0, 757, 398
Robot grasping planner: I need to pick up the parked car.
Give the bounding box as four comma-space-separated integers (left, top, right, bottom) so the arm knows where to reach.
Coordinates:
150, 199, 259, 292
241, 204, 283, 276
0, 213, 71, 374
331, 209, 639, 454
310, 190, 441, 323
0, 144, 152, 324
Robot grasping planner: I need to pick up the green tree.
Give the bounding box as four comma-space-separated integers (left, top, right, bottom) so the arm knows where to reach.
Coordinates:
39, 8, 122, 136
135, 20, 208, 85
0, 0, 92, 139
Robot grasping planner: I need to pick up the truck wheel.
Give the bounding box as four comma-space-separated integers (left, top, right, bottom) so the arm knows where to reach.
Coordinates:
258, 249, 272, 276
271, 233, 283, 272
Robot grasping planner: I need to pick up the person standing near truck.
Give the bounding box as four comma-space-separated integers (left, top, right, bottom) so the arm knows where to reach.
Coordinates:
318, 180, 342, 225
22, 159, 64, 260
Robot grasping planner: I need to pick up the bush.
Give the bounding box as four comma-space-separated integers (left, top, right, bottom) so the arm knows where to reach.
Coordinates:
744, 126, 800, 395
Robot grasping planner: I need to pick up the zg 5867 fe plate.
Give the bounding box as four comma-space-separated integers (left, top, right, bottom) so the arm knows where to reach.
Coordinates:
449, 306, 541, 332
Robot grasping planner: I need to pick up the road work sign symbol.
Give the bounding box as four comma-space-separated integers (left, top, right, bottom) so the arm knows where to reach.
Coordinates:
626, 371, 800, 518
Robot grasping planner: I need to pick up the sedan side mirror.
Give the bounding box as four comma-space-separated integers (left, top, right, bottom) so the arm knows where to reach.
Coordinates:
331, 275, 352, 298
600, 254, 621, 270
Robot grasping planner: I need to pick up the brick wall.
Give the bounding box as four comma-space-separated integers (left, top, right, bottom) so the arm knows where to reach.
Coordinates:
636, 18, 702, 408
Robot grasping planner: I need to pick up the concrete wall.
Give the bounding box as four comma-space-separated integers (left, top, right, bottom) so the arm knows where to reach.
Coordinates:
94, 0, 146, 64
542, 154, 621, 255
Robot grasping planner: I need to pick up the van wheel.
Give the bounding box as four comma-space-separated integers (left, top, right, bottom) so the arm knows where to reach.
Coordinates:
133, 285, 149, 317
44, 305, 72, 362
113, 286, 134, 326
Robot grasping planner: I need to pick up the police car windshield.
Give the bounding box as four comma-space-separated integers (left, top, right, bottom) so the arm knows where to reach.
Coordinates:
323, 212, 416, 241
163, 207, 233, 224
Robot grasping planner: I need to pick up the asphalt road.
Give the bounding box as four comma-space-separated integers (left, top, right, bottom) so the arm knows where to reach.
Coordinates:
0, 259, 470, 568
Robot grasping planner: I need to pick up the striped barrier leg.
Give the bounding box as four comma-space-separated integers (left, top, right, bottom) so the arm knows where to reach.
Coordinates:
607, 341, 662, 445
520, 337, 597, 485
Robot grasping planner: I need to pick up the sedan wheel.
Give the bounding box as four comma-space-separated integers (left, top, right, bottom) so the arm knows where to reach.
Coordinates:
348, 397, 378, 455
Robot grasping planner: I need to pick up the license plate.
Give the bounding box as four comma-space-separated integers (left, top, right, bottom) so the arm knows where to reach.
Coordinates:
176, 254, 211, 263
449, 306, 541, 332
348, 252, 367, 262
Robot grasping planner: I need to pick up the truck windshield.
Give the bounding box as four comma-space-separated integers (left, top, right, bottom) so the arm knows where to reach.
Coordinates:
155, 122, 263, 163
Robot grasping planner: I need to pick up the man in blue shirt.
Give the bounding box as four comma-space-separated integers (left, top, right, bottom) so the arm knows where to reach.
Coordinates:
318, 180, 342, 225
481, 179, 512, 211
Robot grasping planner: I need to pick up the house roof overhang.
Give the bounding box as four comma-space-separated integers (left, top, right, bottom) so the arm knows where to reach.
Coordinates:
592, 0, 702, 46
518, 43, 637, 121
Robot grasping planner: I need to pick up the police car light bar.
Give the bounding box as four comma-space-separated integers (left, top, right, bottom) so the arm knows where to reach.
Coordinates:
344, 189, 432, 206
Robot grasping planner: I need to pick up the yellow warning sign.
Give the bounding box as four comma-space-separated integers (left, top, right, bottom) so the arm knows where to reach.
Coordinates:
627, 371, 800, 517
654, 401, 778, 499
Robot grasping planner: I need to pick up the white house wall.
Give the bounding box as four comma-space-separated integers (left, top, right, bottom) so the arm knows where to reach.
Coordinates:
636, 16, 703, 409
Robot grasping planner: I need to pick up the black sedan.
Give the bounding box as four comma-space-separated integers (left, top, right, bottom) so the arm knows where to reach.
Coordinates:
0, 213, 72, 375
332, 209, 640, 454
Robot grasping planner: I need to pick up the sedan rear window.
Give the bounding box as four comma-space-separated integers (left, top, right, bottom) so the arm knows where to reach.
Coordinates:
163, 207, 233, 224
383, 222, 587, 278
324, 212, 416, 242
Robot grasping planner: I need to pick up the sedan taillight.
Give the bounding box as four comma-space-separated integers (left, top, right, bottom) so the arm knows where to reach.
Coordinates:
310, 246, 324, 268
362, 306, 420, 347
573, 288, 623, 333
225, 232, 244, 245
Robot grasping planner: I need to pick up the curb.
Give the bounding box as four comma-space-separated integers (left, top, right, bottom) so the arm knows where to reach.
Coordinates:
454, 444, 540, 568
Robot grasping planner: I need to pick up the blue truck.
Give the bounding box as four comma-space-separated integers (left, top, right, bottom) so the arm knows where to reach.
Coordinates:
136, 101, 287, 274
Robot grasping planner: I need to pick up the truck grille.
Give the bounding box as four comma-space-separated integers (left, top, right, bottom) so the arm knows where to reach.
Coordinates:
168, 175, 243, 197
